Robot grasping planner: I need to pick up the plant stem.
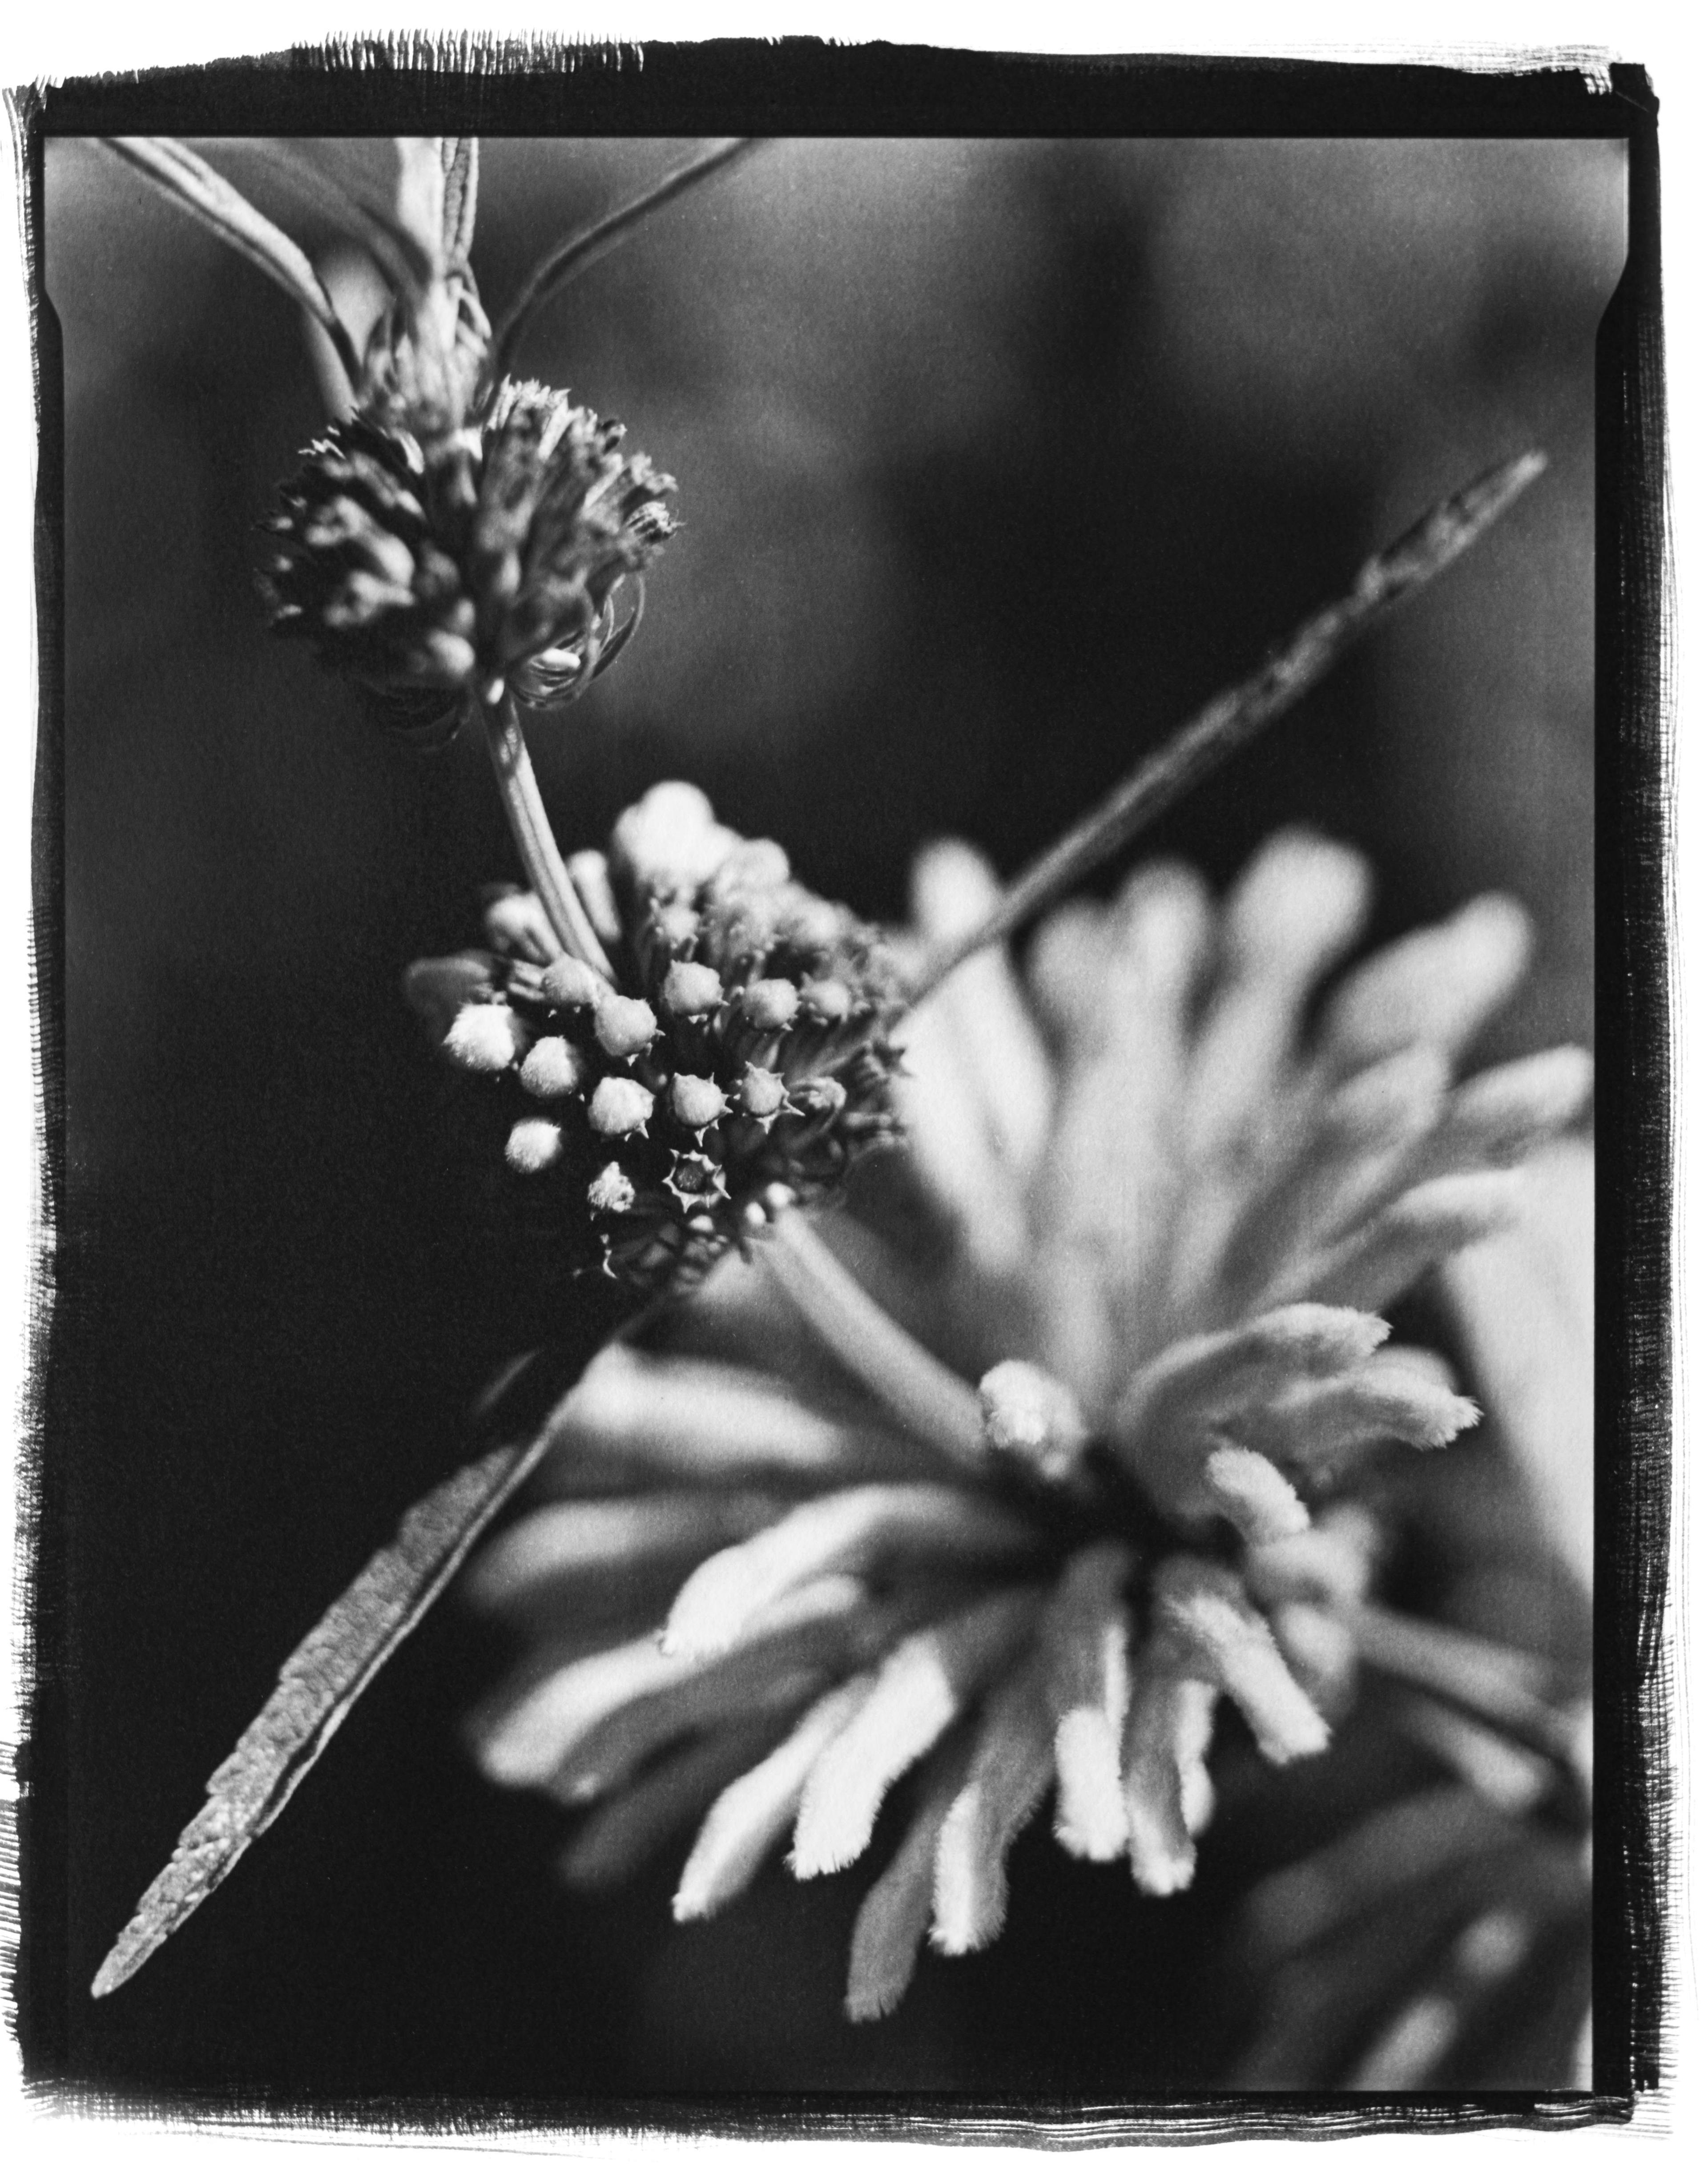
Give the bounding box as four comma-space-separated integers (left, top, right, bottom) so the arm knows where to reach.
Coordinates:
906, 450, 1548, 1007
1339, 1597, 1585, 1770
478, 693, 616, 980
489, 139, 767, 388
765, 1210, 991, 1475
105, 137, 365, 391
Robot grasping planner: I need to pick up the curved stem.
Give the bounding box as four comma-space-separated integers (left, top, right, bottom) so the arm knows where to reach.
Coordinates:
905, 451, 1548, 1009
764, 1210, 991, 1475
478, 693, 615, 980
104, 137, 365, 391
488, 139, 766, 390
1338, 1597, 1585, 1771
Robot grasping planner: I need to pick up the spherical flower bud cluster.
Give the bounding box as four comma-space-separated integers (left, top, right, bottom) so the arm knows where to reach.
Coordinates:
262, 371, 676, 743
407, 783, 910, 1287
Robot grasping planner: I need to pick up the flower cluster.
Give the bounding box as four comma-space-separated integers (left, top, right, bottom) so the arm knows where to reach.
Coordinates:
407, 783, 911, 1287
262, 376, 676, 744
256, 154, 676, 743
457, 827, 1591, 2021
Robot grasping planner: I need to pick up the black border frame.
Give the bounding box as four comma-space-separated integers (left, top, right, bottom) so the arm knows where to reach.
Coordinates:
13, 44, 1668, 2141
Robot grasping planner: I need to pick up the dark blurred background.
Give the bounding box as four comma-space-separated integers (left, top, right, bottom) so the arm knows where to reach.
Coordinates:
29, 135, 1620, 2111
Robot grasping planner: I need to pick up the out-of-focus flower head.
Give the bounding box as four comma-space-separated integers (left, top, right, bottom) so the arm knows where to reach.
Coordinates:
458, 827, 1592, 2023
407, 783, 910, 1286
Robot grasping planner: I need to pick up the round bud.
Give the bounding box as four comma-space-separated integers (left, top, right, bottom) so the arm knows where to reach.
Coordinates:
712, 839, 791, 895
488, 546, 523, 607
403, 954, 493, 1042
799, 977, 853, 1022
741, 978, 799, 1031
708, 895, 779, 964
587, 1162, 637, 1216
594, 993, 660, 1059
737, 1065, 787, 1119
794, 1077, 847, 1118
588, 1077, 655, 1138
519, 1036, 584, 1100
415, 631, 478, 683
661, 960, 724, 1018
671, 1073, 729, 1129
774, 895, 846, 956
444, 1002, 530, 1073
979, 1360, 1090, 1488
609, 782, 737, 894
651, 902, 702, 954
504, 1117, 564, 1175
362, 528, 417, 589
482, 890, 559, 966
541, 956, 610, 1011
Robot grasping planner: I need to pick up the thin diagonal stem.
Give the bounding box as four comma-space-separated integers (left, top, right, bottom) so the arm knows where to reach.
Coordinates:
1339, 1597, 1585, 1771
478, 694, 615, 980
489, 139, 766, 387
765, 1211, 991, 1475
906, 451, 1548, 1008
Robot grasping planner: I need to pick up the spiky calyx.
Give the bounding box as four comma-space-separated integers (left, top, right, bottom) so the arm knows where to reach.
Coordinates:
262, 376, 676, 743
410, 785, 909, 1287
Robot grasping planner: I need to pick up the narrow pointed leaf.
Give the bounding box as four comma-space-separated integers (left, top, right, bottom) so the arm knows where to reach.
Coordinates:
92, 1351, 596, 1997
391, 137, 448, 278
242, 137, 436, 303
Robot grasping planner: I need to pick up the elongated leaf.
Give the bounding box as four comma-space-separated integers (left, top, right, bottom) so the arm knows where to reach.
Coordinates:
241, 137, 436, 304
91, 1351, 589, 1997
103, 137, 361, 388
391, 137, 448, 279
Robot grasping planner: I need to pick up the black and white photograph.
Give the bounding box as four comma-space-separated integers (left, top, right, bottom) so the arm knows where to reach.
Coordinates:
10, 49, 1668, 2145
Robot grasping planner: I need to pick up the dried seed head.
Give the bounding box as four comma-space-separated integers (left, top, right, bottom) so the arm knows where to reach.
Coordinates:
262, 371, 675, 740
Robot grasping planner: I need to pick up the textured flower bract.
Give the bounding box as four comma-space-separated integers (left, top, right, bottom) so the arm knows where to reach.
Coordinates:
259, 183, 675, 741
